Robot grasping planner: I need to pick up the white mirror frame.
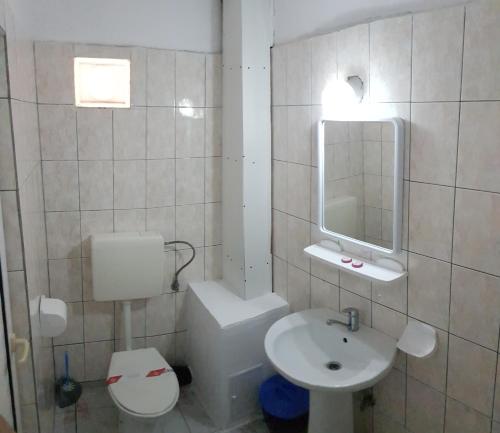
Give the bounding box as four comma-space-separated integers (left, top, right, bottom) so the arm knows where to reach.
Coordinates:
317, 117, 405, 256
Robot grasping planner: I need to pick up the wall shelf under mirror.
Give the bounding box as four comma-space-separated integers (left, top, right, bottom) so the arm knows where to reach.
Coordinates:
304, 241, 407, 284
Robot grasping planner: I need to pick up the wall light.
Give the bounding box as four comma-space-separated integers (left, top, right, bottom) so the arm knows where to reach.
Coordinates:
74, 57, 130, 108
321, 75, 364, 119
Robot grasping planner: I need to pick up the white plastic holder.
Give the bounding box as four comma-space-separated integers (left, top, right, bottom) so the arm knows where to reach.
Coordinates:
39, 296, 67, 337
397, 321, 437, 359
304, 241, 406, 284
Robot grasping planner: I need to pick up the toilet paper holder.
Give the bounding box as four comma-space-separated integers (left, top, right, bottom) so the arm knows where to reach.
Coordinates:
39, 296, 67, 337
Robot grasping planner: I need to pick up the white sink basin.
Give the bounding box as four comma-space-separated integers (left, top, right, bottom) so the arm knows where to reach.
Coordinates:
264, 308, 397, 433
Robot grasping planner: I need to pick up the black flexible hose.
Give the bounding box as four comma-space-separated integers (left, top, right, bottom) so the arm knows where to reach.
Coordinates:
164, 241, 196, 292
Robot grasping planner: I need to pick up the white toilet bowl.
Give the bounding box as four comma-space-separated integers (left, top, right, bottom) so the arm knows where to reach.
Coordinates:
107, 348, 180, 433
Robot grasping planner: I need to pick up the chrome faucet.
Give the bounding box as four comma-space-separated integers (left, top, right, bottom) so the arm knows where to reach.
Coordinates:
326, 308, 360, 332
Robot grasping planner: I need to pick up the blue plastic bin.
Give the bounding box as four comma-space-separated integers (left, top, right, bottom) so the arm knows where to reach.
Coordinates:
259, 374, 309, 433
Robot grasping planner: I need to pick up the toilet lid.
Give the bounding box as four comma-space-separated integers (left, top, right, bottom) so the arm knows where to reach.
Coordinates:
107, 348, 179, 417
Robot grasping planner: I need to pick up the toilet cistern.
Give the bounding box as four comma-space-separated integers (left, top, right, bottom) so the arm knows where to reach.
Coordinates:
326, 307, 359, 332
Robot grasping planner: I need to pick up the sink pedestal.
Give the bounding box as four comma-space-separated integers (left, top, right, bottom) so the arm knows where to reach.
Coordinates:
309, 391, 353, 433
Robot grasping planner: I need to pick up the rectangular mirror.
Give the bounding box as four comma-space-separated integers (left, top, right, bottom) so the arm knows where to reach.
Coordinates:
317, 118, 404, 254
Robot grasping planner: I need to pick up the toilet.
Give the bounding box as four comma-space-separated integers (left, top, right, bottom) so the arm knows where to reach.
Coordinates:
91, 232, 180, 433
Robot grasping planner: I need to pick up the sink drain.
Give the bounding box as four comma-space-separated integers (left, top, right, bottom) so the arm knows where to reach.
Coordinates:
326, 361, 342, 371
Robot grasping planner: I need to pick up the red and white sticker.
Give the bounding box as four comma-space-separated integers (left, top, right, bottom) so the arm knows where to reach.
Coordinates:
105, 367, 172, 385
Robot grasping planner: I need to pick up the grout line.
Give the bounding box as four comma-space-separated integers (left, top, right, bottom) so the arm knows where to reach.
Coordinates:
443, 7, 467, 430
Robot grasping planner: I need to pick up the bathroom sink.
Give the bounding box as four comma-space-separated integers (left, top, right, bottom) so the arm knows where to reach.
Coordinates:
264, 308, 397, 433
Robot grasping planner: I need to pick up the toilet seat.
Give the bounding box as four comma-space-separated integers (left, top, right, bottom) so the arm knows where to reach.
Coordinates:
107, 348, 179, 418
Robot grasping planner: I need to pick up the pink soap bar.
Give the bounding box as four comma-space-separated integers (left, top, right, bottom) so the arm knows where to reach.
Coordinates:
352, 261, 363, 269
341, 257, 352, 264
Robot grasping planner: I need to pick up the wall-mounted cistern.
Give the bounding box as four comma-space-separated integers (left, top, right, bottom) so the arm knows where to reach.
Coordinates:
326, 308, 359, 332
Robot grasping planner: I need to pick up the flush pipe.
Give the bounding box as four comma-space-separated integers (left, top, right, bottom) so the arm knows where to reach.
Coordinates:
163, 240, 196, 291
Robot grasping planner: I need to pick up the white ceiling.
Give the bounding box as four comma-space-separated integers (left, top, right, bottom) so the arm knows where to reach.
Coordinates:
14, 0, 222, 52
12, 0, 471, 51
273, 0, 470, 44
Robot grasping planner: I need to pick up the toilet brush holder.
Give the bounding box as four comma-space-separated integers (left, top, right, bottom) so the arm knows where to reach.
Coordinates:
55, 351, 82, 408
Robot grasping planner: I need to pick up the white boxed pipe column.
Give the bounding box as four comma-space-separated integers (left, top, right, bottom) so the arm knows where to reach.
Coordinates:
187, 281, 289, 429
222, 0, 273, 300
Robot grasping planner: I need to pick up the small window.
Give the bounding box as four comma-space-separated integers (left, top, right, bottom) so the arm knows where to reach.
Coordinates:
74, 57, 130, 108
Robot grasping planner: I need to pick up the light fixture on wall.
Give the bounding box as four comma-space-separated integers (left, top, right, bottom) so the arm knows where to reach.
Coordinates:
74, 57, 130, 108
321, 75, 364, 119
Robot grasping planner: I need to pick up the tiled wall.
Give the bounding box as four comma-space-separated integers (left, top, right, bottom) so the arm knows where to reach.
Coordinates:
33, 42, 222, 385
1, 4, 54, 433
271, 1, 500, 432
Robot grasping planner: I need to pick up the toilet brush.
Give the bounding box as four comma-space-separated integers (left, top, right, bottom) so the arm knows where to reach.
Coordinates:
55, 351, 82, 408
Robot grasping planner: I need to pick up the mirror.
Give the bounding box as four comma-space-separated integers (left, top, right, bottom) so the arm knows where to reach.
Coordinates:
317, 118, 404, 254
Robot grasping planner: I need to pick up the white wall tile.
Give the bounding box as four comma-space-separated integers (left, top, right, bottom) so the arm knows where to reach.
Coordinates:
370, 15, 412, 102
79, 161, 113, 210
410, 102, 459, 186
113, 160, 146, 209
146, 293, 175, 335
42, 161, 79, 211
408, 253, 450, 330
286, 39, 311, 106
39, 105, 77, 160
35, 41, 74, 104
287, 106, 311, 165
176, 158, 204, 205
205, 157, 222, 203
175, 52, 205, 107
453, 189, 500, 276
113, 108, 146, 160
146, 159, 175, 208
49, 258, 82, 302
287, 265, 310, 312
450, 265, 500, 350
130, 47, 147, 107
445, 397, 492, 433
286, 215, 310, 272
77, 108, 113, 160
205, 245, 222, 280
146, 206, 175, 242
80, 210, 113, 257
175, 204, 204, 248
457, 102, 500, 193
205, 54, 222, 108
46, 211, 81, 259
406, 377, 445, 433
204, 202, 221, 246
114, 209, 146, 232
147, 49, 175, 107
175, 108, 205, 158
462, 0, 500, 100
447, 335, 496, 415
271, 45, 287, 106
311, 33, 337, 105
310, 276, 339, 310
412, 6, 464, 101
84, 341, 113, 381
408, 182, 454, 261
147, 107, 175, 159
287, 162, 310, 220
205, 108, 222, 157
83, 301, 114, 341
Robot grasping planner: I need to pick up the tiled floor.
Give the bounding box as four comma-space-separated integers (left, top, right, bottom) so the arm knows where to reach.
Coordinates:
54, 381, 270, 433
